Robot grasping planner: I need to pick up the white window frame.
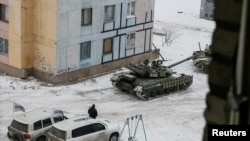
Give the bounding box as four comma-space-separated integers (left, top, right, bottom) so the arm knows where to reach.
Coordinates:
104, 5, 115, 22
127, 1, 135, 18
81, 8, 92, 26
126, 33, 135, 49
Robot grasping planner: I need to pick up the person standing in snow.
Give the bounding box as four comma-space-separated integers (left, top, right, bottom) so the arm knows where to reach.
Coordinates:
88, 104, 98, 119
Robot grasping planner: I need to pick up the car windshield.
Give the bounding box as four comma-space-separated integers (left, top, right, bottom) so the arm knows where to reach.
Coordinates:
48, 126, 66, 140
11, 120, 28, 132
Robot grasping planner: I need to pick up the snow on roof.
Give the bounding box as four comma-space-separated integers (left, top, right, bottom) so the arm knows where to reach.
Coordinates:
53, 116, 97, 130
14, 108, 52, 124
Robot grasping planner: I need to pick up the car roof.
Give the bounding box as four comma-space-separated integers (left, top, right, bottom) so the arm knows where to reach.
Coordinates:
53, 116, 104, 131
14, 108, 52, 124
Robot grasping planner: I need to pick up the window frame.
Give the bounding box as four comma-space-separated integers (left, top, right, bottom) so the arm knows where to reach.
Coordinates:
33, 120, 42, 130
0, 37, 9, 55
104, 5, 115, 22
103, 38, 113, 54
80, 41, 91, 60
42, 118, 52, 128
126, 33, 136, 49
72, 124, 95, 138
81, 8, 92, 26
127, 1, 135, 17
92, 123, 105, 132
0, 4, 9, 22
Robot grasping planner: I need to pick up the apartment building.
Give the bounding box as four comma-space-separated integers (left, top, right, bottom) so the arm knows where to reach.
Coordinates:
200, 0, 214, 20
0, 0, 157, 83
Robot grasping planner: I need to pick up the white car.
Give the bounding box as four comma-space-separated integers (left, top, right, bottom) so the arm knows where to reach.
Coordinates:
7, 108, 68, 141
46, 116, 120, 141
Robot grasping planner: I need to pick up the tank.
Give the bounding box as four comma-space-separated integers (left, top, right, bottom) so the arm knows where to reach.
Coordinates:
192, 45, 211, 73
110, 54, 200, 100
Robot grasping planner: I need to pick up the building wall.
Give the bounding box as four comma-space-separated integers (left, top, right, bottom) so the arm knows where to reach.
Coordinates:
200, 0, 214, 20
32, 0, 57, 74
56, 0, 155, 74
8, 0, 35, 69
0, 0, 9, 64
8, 0, 57, 72
0, 0, 57, 77
1, 0, 157, 82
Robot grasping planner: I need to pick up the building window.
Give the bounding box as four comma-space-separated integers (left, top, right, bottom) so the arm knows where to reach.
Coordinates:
103, 38, 113, 54
81, 8, 92, 26
80, 41, 91, 60
105, 5, 115, 22
126, 33, 135, 49
0, 4, 9, 22
0, 37, 8, 54
206, 0, 214, 2
127, 1, 135, 17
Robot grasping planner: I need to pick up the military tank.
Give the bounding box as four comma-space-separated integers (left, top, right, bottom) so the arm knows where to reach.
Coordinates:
192, 45, 211, 73
110, 54, 200, 100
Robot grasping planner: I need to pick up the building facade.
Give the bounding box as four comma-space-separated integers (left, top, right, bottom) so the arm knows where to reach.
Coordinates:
200, 0, 214, 20
0, 0, 157, 83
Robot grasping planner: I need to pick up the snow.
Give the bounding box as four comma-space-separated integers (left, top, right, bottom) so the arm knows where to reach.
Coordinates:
0, 0, 215, 141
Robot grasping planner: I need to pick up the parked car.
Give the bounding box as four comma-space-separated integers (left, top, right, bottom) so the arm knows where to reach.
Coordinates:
46, 116, 120, 141
7, 108, 68, 141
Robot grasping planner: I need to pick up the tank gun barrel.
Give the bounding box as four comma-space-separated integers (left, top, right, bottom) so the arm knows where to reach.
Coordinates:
166, 52, 203, 68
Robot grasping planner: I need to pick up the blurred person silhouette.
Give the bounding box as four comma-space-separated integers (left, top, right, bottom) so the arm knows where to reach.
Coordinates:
88, 104, 98, 119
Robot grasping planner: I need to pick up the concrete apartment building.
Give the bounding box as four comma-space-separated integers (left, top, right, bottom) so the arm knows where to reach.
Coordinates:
200, 0, 214, 20
0, 0, 157, 83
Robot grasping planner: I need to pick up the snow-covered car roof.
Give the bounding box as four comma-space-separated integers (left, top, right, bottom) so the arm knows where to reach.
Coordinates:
14, 108, 53, 124
14, 108, 66, 124
53, 116, 113, 131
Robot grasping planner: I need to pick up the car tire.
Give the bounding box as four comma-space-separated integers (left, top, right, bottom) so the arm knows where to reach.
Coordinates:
109, 133, 119, 141
13, 133, 25, 141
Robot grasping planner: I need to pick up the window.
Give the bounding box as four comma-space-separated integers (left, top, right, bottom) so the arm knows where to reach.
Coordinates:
11, 120, 28, 132
0, 4, 9, 21
53, 116, 64, 123
126, 33, 135, 49
81, 8, 92, 25
103, 38, 113, 54
0, 37, 9, 54
34, 121, 42, 130
105, 5, 115, 22
206, 0, 214, 2
80, 41, 91, 60
127, 1, 135, 17
42, 118, 52, 128
72, 124, 95, 138
49, 127, 66, 140
92, 123, 105, 132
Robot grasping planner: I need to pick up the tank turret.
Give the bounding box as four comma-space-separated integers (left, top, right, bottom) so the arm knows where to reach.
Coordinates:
125, 53, 201, 78
192, 44, 211, 73
110, 53, 200, 100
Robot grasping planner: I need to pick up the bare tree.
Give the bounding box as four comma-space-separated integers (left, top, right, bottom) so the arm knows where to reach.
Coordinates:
162, 29, 178, 46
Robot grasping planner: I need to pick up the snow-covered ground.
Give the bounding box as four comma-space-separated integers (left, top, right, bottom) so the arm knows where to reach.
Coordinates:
0, 0, 215, 141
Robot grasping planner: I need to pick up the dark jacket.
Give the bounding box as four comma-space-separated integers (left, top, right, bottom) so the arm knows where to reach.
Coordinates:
88, 104, 98, 119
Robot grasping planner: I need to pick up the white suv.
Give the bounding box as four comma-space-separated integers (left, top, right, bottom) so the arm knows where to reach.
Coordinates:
46, 116, 120, 141
7, 108, 68, 141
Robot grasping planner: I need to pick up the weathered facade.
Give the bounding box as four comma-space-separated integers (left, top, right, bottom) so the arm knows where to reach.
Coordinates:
0, 0, 158, 83
200, 0, 214, 20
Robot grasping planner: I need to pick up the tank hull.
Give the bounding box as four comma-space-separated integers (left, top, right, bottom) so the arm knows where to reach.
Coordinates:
111, 72, 193, 100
